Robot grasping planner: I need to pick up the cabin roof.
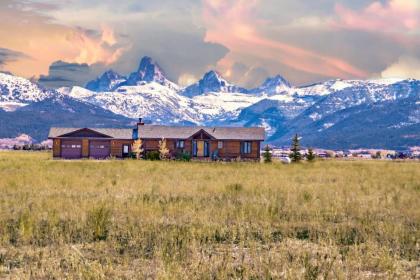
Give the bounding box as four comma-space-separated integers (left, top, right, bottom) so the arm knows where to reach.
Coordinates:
48, 127, 133, 139
137, 125, 265, 141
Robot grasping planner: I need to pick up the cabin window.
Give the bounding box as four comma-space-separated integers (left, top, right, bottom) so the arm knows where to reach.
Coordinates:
241, 142, 252, 154
123, 145, 129, 154
176, 140, 185, 149
218, 141, 223, 149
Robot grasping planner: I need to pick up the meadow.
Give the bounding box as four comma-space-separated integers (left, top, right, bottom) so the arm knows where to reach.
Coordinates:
0, 151, 418, 279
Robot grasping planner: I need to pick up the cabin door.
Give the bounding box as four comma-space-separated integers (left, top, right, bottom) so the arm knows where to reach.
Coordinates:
193, 140, 210, 157
197, 141, 204, 157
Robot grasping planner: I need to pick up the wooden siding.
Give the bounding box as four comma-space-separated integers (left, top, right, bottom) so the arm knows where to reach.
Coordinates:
111, 140, 134, 158
82, 139, 89, 158
141, 139, 261, 160
53, 139, 61, 157
142, 139, 160, 151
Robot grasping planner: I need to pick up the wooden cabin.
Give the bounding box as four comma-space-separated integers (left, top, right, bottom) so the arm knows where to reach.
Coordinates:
135, 125, 265, 161
48, 128, 133, 159
48, 124, 265, 161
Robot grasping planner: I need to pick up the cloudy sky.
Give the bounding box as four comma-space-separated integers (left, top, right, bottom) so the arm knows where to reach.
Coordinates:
0, 0, 419, 88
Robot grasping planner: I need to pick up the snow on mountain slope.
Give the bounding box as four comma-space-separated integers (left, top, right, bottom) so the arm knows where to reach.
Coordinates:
63, 83, 199, 123
0, 72, 53, 111
298, 79, 419, 122
63, 69, 419, 132
63, 83, 265, 124
292, 78, 411, 97
181, 71, 247, 97
250, 75, 291, 95
191, 91, 263, 121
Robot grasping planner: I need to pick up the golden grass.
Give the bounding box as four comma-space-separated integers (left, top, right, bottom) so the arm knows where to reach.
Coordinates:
0, 151, 419, 279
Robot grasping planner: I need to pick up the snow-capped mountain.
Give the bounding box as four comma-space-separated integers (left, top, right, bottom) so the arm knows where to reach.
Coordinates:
0, 72, 54, 111
62, 83, 198, 124
270, 95, 420, 150
62, 84, 261, 124
123, 56, 179, 90
1, 57, 419, 149
0, 92, 133, 141
250, 75, 291, 95
85, 70, 126, 92
181, 71, 247, 97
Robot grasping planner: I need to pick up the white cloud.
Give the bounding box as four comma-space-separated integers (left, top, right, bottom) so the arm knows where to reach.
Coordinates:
381, 56, 420, 79
178, 73, 198, 87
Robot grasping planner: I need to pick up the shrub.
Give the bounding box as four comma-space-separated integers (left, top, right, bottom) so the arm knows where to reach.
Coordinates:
263, 145, 272, 163
290, 134, 302, 163
175, 152, 191, 162
86, 206, 112, 241
145, 151, 160, 161
307, 148, 316, 162
296, 228, 310, 240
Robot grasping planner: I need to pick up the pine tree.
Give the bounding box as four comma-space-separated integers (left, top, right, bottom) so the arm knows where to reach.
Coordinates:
159, 137, 170, 160
263, 145, 272, 163
307, 148, 316, 162
290, 134, 302, 163
131, 139, 144, 159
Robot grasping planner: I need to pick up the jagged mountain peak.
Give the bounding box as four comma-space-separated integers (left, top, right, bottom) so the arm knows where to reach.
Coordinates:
85, 69, 126, 92
124, 56, 178, 89
137, 56, 163, 74
251, 74, 291, 95
181, 70, 247, 97
202, 70, 223, 80
103, 69, 124, 78
262, 75, 291, 88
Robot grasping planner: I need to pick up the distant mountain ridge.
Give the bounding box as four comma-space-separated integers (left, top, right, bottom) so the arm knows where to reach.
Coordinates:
86, 70, 126, 92
0, 57, 419, 149
181, 71, 248, 97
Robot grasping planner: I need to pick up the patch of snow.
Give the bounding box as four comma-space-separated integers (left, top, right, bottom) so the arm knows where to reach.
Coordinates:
61, 86, 95, 99
330, 80, 352, 91
309, 112, 322, 121
0, 101, 28, 112
260, 119, 275, 136
192, 91, 262, 118
267, 94, 294, 102
323, 123, 335, 129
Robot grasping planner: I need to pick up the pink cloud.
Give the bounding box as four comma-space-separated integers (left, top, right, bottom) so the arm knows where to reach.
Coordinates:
202, 0, 367, 79
333, 0, 420, 34
69, 26, 126, 65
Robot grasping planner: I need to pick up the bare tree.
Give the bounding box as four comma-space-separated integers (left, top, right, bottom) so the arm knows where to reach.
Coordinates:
159, 137, 170, 160
132, 139, 144, 159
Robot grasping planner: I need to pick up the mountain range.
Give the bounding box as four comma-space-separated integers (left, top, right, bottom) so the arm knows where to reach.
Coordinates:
0, 56, 419, 150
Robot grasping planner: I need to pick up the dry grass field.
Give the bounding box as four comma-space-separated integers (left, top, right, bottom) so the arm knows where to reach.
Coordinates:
0, 151, 419, 279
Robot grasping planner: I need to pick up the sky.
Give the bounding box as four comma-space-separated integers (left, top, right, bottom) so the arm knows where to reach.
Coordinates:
0, 0, 419, 88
